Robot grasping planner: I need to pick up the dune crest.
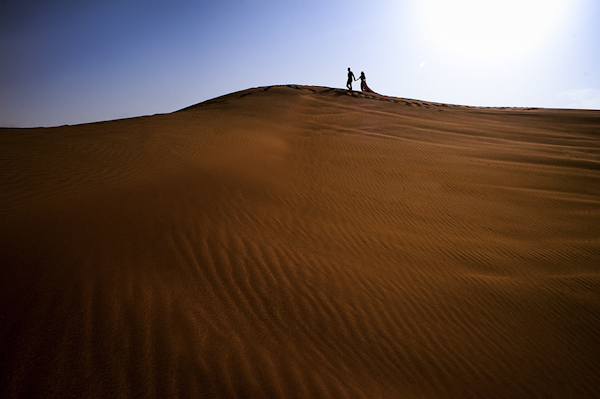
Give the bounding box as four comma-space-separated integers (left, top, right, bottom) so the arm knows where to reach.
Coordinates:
1, 85, 599, 398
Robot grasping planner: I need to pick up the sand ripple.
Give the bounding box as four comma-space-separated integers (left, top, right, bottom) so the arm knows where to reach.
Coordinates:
1, 86, 599, 398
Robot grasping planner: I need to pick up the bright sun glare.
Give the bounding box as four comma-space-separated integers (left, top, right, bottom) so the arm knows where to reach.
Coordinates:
418, 0, 571, 58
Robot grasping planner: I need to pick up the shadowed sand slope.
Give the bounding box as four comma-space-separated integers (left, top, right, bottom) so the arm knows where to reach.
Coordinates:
1, 85, 600, 398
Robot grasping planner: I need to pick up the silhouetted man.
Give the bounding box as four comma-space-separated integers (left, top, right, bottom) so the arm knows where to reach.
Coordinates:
346, 67, 356, 90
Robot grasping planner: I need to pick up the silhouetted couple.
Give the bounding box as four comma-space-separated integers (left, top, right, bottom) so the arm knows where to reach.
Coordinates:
346, 68, 374, 93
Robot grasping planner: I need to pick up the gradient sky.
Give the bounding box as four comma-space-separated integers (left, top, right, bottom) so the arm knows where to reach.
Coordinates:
1, 0, 599, 127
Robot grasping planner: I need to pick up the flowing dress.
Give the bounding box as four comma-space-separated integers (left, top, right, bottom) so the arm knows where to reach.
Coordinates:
360, 76, 374, 93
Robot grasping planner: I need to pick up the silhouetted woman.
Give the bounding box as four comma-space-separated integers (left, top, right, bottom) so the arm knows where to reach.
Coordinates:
359, 71, 374, 93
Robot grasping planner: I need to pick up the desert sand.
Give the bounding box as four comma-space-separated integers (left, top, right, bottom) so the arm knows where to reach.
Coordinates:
1, 85, 599, 398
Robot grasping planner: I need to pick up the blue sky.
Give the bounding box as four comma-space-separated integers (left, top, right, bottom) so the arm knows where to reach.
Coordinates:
1, 0, 599, 127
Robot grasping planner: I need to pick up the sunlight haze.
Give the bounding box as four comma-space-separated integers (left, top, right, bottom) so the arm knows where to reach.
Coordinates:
417, 0, 572, 58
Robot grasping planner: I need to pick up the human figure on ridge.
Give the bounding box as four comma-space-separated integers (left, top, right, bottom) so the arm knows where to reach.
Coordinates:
359, 71, 374, 93
346, 67, 356, 91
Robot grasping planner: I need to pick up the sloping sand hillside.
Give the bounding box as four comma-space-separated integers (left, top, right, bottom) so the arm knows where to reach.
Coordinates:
1, 85, 599, 398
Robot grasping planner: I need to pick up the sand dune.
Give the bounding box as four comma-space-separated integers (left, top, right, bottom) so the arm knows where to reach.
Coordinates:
1, 85, 599, 398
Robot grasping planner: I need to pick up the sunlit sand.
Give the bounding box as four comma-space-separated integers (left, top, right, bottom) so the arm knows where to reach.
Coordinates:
1, 85, 599, 398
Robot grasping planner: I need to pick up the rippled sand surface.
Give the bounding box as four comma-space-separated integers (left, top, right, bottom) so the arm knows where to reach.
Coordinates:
1, 85, 599, 398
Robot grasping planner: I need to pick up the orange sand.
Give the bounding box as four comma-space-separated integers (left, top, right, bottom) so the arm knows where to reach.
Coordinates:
1, 85, 599, 398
